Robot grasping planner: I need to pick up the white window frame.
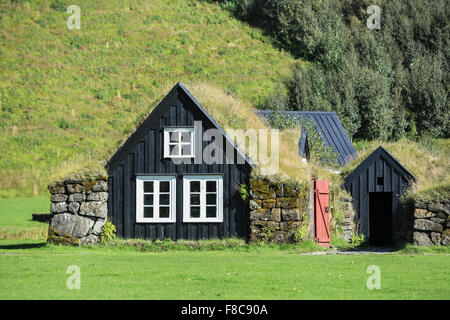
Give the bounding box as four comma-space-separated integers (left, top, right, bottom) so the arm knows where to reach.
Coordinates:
183, 175, 223, 223
163, 127, 195, 158
136, 176, 176, 223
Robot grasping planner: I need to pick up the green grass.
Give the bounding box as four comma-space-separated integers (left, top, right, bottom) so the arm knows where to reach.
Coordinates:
0, 197, 449, 299
0, 197, 49, 240
0, 0, 296, 198
0, 240, 449, 299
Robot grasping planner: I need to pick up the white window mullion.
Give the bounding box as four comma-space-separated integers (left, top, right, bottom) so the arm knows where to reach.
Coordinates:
154, 181, 160, 219
163, 131, 169, 157
191, 130, 195, 156
176, 132, 181, 157
200, 180, 206, 219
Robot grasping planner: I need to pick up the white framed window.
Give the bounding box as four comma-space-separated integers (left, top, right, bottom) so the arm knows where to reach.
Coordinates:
164, 127, 195, 158
136, 176, 176, 223
183, 175, 223, 223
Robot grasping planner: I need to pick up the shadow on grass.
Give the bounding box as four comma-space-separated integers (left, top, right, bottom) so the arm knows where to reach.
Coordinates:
0, 242, 47, 250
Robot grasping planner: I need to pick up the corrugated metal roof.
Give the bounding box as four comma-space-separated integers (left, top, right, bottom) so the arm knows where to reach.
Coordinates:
254, 110, 357, 166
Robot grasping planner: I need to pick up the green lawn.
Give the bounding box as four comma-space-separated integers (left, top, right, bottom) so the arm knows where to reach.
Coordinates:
0, 197, 48, 240
0, 197, 449, 300
0, 241, 449, 299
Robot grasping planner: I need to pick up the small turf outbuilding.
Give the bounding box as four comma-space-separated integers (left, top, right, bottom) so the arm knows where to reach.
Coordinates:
106, 83, 253, 241
343, 146, 416, 245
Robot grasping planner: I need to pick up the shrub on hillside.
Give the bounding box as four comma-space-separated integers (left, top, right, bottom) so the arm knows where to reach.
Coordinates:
216, 0, 449, 140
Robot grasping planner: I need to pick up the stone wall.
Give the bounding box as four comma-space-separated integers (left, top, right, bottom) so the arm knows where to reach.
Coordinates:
47, 175, 108, 245
412, 200, 450, 246
248, 177, 310, 243
339, 197, 357, 243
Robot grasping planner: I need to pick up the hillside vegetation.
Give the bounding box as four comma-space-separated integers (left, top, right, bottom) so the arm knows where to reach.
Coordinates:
215, 0, 449, 140
0, 0, 448, 203
0, 0, 296, 197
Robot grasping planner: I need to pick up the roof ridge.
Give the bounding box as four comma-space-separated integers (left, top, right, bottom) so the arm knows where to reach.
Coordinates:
254, 110, 337, 115
106, 82, 255, 169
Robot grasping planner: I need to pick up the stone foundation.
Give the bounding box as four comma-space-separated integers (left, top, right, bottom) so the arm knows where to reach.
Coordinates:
412, 200, 449, 246
248, 177, 310, 243
339, 197, 357, 243
47, 175, 108, 245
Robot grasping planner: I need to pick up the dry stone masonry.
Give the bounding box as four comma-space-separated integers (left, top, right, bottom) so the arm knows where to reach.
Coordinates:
339, 197, 356, 243
248, 177, 310, 243
412, 200, 450, 246
47, 175, 108, 245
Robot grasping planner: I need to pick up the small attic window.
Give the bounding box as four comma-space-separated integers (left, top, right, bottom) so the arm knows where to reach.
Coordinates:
164, 128, 195, 158
377, 177, 384, 186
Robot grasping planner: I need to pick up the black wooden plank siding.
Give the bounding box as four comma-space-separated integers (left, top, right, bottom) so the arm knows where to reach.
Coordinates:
106, 83, 252, 241
343, 146, 415, 238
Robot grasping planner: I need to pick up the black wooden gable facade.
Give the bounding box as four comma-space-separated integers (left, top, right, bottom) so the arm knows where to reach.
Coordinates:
343, 146, 415, 244
106, 83, 253, 241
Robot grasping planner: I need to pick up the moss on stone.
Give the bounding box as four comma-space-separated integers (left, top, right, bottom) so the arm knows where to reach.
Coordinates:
276, 197, 300, 209
47, 226, 80, 246
262, 199, 276, 209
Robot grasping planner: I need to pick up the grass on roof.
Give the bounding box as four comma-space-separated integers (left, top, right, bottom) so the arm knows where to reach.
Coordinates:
342, 138, 450, 202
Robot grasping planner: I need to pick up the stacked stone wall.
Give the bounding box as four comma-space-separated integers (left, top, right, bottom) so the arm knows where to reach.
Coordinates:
412, 201, 450, 246
248, 178, 310, 243
47, 176, 108, 245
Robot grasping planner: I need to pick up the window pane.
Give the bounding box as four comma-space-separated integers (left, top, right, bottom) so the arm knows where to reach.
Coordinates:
144, 181, 153, 193
170, 132, 179, 142
206, 194, 216, 205
206, 181, 216, 192
160, 194, 170, 205
160, 207, 170, 218
180, 131, 191, 143
206, 206, 217, 218
160, 181, 170, 193
144, 194, 153, 206
190, 206, 200, 218
181, 144, 192, 156
144, 207, 153, 218
190, 181, 200, 192
190, 194, 200, 205
169, 144, 179, 156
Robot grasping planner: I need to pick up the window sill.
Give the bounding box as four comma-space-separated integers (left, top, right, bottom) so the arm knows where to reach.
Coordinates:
136, 219, 176, 223
182, 218, 223, 223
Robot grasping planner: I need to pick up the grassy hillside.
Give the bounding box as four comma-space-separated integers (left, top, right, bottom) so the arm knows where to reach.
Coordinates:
0, 0, 448, 204
0, 0, 297, 197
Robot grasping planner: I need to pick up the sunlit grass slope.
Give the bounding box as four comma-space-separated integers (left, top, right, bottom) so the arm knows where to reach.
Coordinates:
0, 0, 296, 197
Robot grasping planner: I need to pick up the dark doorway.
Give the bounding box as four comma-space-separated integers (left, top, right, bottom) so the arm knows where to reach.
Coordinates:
369, 192, 393, 246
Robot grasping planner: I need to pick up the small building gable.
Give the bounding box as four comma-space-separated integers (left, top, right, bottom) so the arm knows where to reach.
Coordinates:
105, 83, 253, 241
254, 110, 357, 166
107, 82, 252, 170
343, 146, 416, 244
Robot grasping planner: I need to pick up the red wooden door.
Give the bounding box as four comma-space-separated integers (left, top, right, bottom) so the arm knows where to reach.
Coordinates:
314, 180, 330, 247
